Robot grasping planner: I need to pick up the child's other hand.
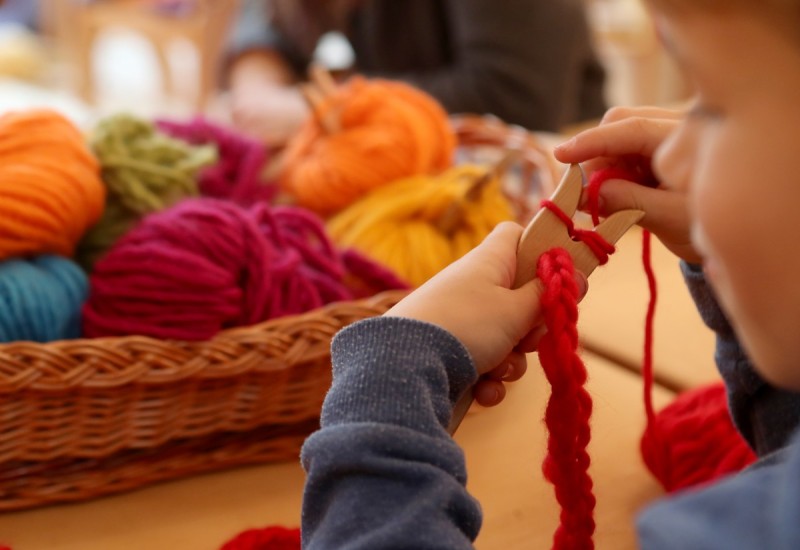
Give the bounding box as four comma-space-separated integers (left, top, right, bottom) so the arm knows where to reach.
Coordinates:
384, 222, 587, 408
230, 84, 310, 147
554, 106, 702, 264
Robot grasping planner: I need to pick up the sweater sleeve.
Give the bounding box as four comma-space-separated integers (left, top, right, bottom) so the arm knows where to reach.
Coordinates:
300, 316, 482, 549
681, 262, 800, 456
389, 0, 606, 131
635, 265, 800, 548
637, 429, 800, 549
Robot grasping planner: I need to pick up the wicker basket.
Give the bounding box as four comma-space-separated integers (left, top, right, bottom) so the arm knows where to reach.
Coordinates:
0, 116, 559, 511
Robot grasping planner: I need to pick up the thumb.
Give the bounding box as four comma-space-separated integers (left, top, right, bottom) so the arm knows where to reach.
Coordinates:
511, 270, 588, 352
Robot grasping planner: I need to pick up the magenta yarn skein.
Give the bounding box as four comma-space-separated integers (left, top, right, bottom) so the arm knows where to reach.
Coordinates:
157, 117, 275, 205
83, 198, 355, 341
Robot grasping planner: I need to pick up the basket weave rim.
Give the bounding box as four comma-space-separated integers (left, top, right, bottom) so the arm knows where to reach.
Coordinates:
0, 289, 408, 393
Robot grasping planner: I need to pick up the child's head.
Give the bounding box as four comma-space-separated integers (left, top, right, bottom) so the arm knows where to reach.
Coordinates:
644, 1, 800, 388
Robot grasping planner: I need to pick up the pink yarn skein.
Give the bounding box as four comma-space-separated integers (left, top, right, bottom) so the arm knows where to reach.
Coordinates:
157, 117, 275, 205
83, 198, 355, 341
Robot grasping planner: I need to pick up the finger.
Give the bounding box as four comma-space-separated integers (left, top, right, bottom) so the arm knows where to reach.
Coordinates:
458, 221, 525, 285
475, 221, 524, 260
515, 269, 587, 352
509, 268, 586, 352
485, 361, 510, 380
517, 325, 546, 353
587, 177, 690, 235
486, 350, 528, 381
575, 271, 588, 300
501, 350, 528, 382
553, 117, 677, 164
600, 105, 685, 125
473, 378, 507, 408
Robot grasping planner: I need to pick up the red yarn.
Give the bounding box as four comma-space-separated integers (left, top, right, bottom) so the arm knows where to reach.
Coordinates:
537, 248, 596, 550
587, 166, 757, 493
220, 526, 301, 550
540, 199, 615, 265
641, 382, 757, 492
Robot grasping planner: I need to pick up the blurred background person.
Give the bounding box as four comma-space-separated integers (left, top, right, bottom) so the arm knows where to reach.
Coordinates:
0, 0, 37, 28
226, 0, 607, 146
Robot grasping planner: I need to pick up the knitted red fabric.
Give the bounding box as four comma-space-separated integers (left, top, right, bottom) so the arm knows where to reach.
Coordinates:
220, 526, 301, 550
537, 247, 596, 550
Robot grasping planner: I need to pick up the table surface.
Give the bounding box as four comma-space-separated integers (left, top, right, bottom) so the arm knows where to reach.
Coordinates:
579, 226, 721, 392
0, 351, 674, 550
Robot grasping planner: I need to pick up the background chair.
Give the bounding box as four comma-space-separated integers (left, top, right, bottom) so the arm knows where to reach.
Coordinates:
42, 0, 240, 111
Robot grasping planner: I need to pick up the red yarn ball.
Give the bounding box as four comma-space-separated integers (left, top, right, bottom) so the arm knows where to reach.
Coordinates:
220, 526, 301, 550
641, 382, 757, 493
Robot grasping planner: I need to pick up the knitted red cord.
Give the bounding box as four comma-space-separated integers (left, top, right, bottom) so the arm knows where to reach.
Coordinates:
534, 166, 651, 548
537, 247, 597, 550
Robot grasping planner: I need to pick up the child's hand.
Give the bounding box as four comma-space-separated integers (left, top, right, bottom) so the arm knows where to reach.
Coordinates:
554, 106, 702, 264
230, 84, 310, 147
384, 222, 587, 408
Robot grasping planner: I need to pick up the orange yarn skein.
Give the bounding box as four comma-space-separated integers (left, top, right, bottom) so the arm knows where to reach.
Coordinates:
0, 110, 104, 260
280, 77, 456, 216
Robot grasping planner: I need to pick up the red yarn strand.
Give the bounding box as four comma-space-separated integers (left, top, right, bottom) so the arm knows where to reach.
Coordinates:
537, 248, 596, 550
640, 230, 661, 446
540, 200, 615, 265
220, 526, 301, 550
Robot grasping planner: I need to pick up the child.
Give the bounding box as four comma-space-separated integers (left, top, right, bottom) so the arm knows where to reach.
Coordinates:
301, 0, 800, 547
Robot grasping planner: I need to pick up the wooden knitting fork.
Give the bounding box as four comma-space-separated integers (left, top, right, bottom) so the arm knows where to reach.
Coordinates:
447, 163, 644, 435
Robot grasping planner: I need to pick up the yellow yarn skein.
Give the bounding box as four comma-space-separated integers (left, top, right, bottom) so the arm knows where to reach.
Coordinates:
327, 164, 514, 287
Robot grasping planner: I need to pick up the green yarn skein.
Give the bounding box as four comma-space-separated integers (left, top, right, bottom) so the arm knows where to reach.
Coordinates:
77, 113, 217, 270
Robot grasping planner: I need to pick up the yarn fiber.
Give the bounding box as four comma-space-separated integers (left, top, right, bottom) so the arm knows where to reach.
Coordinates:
0, 109, 104, 260
157, 117, 275, 205
83, 198, 357, 341
77, 113, 217, 269
280, 77, 456, 215
586, 167, 757, 493
537, 247, 596, 549
220, 526, 301, 550
327, 164, 514, 287
0, 255, 88, 343
641, 382, 757, 493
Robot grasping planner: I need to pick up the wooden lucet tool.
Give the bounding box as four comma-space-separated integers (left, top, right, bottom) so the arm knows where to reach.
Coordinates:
447, 163, 644, 434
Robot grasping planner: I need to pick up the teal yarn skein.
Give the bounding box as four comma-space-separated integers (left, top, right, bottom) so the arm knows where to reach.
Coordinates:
0, 256, 88, 343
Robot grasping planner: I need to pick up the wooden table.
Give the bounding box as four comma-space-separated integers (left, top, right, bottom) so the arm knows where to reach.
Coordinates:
0, 351, 673, 550
579, 227, 720, 391
462, 351, 673, 549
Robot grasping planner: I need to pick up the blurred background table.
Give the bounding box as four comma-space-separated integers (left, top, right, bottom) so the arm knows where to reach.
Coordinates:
579, 227, 720, 391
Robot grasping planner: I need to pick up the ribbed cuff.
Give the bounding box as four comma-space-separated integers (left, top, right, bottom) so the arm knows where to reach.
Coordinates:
324, 317, 477, 436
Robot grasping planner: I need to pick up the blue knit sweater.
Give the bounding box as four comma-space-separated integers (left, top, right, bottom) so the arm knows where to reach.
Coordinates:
300, 263, 800, 548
